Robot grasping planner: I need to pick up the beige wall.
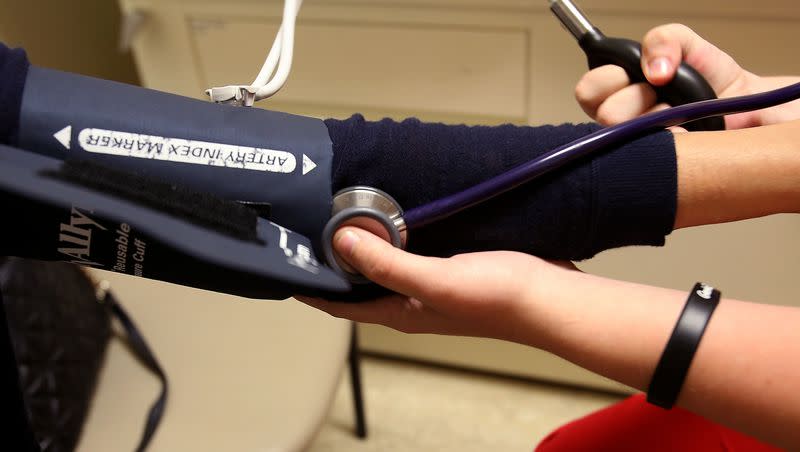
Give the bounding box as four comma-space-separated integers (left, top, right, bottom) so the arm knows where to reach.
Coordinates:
0, 0, 139, 84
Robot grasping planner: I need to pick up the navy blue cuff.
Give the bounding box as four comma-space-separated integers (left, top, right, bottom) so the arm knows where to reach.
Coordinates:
0, 43, 30, 146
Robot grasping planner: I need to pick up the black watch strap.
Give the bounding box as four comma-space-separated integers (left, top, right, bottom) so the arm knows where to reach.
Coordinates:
647, 282, 720, 409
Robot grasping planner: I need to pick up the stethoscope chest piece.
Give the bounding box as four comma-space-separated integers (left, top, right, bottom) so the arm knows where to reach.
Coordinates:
322, 186, 407, 283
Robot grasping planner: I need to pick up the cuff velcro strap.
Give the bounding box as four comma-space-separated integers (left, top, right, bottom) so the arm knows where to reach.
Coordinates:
647, 282, 721, 409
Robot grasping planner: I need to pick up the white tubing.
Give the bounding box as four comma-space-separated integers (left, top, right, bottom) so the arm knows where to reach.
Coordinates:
206, 0, 303, 104
251, 27, 284, 87
253, 0, 301, 101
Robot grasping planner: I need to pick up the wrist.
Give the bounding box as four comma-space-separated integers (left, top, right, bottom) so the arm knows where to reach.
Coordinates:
721, 71, 765, 129
735, 72, 800, 127
513, 261, 588, 351
748, 73, 774, 127
674, 121, 800, 228
519, 269, 690, 391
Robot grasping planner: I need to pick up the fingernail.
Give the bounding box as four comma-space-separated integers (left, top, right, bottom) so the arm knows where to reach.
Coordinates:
648, 57, 671, 78
334, 229, 360, 257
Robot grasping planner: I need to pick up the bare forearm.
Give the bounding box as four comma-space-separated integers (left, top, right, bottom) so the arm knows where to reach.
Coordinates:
674, 120, 800, 229
523, 267, 800, 449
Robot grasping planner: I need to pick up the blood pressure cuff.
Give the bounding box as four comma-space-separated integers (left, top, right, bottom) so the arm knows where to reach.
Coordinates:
0, 145, 350, 299
15, 65, 333, 245
0, 44, 27, 146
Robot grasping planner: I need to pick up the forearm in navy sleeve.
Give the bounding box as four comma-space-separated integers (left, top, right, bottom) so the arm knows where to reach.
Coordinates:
0, 44, 29, 146
326, 115, 677, 261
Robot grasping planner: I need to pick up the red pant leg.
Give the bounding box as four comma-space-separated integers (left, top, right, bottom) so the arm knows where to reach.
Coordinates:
536, 394, 780, 452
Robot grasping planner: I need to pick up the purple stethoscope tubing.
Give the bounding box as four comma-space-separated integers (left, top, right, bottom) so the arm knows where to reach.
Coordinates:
403, 82, 800, 229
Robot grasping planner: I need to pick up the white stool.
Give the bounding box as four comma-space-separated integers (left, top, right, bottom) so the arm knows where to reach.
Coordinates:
78, 270, 364, 452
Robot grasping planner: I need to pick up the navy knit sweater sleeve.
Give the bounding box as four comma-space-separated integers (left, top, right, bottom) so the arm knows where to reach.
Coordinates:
0, 44, 29, 146
326, 116, 677, 261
